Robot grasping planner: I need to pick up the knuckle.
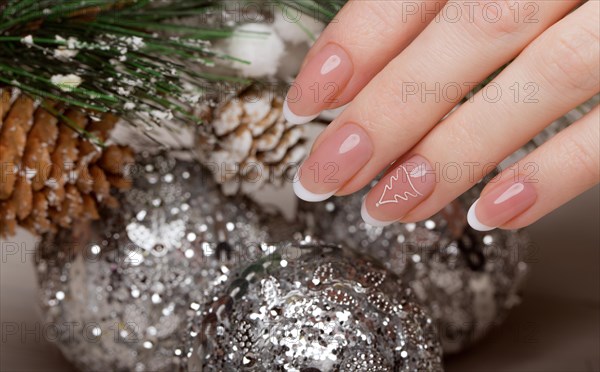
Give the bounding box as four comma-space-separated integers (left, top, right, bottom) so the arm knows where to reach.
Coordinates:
354, 77, 422, 144
555, 132, 600, 181
359, 91, 405, 133
466, 0, 529, 39
352, 1, 408, 40
533, 25, 600, 93
443, 116, 486, 160
367, 70, 423, 128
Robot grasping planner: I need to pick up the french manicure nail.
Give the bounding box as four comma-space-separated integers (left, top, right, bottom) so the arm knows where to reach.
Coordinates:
362, 155, 435, 226
283, 101, 320, 125
284, 43, 353, 125
294, 123, 372, 202
467, 179, 537, 231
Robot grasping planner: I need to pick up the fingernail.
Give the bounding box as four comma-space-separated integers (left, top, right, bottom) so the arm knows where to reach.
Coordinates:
362, 155, 435, 226
284, 43, 353, 125
293, 123, 372, 202
467, 179, 537, 231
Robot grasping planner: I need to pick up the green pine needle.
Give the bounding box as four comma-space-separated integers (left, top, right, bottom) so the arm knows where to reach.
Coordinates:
0, 0, 347, 135
0, 0, 240, 127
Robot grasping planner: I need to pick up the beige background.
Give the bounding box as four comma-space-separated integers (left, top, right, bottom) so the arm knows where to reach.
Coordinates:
1, 184, 598, 371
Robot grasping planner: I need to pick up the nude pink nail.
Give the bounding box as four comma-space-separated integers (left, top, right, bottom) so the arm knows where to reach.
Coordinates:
293, 123, 372, 202
467, 178, 537, 231
362, 156, 436, 227
284, 43, 353, 124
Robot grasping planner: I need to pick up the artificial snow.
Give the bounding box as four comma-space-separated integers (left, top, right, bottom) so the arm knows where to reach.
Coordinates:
55, 35, 79, 49
50, 74, 82, 92
124, 102, 136, 110
54, 48, 79, 61
20, 35, 34, 47
150, 110, 174, 121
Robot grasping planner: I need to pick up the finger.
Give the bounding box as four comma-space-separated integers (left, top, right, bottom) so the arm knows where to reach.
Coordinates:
293, 0, 578, 202
467, 105, 599, 230
361, 1, 599, 226
283, 0, 446, 124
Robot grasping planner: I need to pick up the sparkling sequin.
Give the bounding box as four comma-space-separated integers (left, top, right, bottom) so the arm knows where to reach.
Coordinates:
191, 242, 443, 371
36, 153, 292, 372
299, 176, 529, 354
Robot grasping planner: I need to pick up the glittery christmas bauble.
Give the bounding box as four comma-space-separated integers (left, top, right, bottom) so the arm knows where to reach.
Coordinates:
190, 241, 444, 371
35, 152, 292, 372
298, 183, 529, 354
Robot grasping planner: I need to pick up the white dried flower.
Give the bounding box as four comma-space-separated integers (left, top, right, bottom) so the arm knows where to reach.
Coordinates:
225, 23, 285, 78
273, 11, 325, 45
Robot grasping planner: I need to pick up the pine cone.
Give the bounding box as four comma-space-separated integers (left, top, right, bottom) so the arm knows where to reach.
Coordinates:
196, 87, 308, 195
0, 88, 134, 237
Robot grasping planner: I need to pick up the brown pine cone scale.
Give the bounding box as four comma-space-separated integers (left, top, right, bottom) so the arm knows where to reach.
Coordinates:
0, 88, 133, 237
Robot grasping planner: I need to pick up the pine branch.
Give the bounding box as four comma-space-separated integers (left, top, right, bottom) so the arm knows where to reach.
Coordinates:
275, 0, 346, 23
0, 0, 347, 137
0, 1, 249, 131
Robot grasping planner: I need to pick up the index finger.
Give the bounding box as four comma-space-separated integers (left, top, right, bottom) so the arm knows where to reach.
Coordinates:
284, 0, 446, 124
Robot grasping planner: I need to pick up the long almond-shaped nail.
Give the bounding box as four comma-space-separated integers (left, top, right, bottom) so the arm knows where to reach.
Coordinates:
284, 43, 353, 124
294, 123, 372, 202
362, 155, 435, 227
467, 178, 537, 231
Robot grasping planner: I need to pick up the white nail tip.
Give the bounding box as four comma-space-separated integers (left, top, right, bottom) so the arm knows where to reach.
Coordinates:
293, 179, 337, 202
361, 200, 393, 228
467, 199, 495, 231
283, 101, 319, 125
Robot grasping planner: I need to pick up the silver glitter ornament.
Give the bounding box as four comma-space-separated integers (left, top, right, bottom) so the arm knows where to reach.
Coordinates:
190, 241, 444, 371
35, 152, 289, 372
294, 103, 600, 354
298, 182, 529, 354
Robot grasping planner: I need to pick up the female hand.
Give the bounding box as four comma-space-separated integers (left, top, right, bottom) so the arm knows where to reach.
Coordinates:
285, 0, 600, 231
